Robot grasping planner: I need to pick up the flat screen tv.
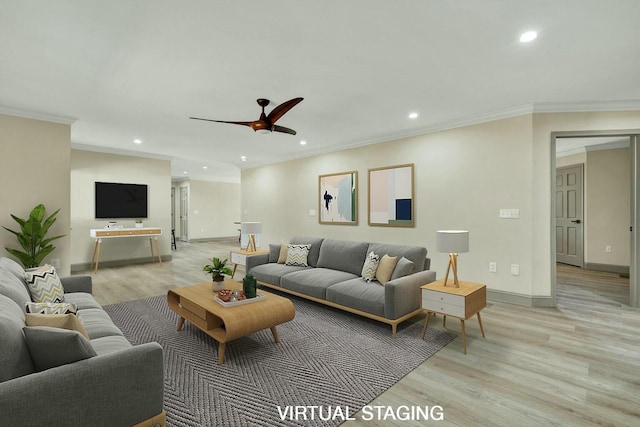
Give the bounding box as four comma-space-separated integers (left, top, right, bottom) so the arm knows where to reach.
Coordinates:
95, 182, 148, 219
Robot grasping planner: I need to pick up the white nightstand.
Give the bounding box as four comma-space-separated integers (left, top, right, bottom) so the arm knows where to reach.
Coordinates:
421, 279, 486, 354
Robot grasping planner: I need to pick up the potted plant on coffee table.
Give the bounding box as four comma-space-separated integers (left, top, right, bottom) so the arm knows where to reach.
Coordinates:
203, 257, 233, 291
3, 204, 65, 269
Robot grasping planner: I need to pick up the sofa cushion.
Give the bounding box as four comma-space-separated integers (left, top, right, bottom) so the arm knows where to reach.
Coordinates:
316, 239, 370, 276
76, 309, 124, 339
25, 313, 90, 339
361, 251, 380, 282
366, 243, 427, 274
63, 292, 103, 310
280, 268, 358, 299
326, 278, 386, 317
0, 257, 27, 283
376, 255, 398, 285
25, 301, 78, 315
285, 244, 311, 267
0, 268, 32, 308
90, 335, 133, 356
23, 326, 96, 371
391, 257, 415, 280
290, 237, 324, 267
25, 265, 65, 304
0, 294, 34, 381
251, 263, 310, 286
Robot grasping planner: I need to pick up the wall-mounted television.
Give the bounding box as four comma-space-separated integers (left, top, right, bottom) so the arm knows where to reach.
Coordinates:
95, 182, 148, 219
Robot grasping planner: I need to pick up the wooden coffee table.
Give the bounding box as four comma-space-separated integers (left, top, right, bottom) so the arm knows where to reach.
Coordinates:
167, 280, 295, 364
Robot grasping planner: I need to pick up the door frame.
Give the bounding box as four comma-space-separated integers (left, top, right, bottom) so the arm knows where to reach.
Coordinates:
550, 129, 640, 308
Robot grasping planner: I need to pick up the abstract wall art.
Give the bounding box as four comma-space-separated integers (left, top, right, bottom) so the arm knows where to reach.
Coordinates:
368, 163, 414, 227
319, 171, 358, 225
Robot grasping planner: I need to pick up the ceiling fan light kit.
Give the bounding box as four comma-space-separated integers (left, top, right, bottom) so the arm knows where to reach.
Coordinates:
190, 97, 303, 135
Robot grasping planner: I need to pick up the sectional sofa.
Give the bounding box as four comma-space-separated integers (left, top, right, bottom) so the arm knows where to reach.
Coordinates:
246, 237, 436, 336
0, 257, 165, 427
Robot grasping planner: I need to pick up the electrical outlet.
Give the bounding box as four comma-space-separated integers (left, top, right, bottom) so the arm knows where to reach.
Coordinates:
489, 262, 497, 273
606, 246, 612, 253
51, 258, 60, 269
511, 264, 520, 276
144, 240, 150, 248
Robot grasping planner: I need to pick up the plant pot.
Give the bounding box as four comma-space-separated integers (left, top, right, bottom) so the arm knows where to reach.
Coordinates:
212, 277, 225, 292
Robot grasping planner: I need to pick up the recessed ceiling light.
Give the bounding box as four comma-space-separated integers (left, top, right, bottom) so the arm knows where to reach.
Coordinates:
408, 112, 418, 119
202, 166, 208, 170
241, 156, 247, 162
300, 140, 307, 145
133, 139, 142, 144
519, 31, 537, 43
183, 171, 188, 174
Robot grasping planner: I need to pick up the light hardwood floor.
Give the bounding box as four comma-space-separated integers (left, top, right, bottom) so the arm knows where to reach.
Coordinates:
77, 241, 640, 426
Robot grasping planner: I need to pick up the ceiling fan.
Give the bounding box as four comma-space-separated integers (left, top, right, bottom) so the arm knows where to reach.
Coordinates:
190, 97, 303, 135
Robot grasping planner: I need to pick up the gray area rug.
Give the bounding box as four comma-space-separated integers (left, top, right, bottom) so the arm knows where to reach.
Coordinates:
104, 291, 455, 427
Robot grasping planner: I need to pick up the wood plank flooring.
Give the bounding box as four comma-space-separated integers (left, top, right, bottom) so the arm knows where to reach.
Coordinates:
77, 241, 640, 426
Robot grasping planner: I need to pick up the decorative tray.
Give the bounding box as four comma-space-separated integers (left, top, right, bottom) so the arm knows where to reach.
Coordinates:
214, 292, 266, 307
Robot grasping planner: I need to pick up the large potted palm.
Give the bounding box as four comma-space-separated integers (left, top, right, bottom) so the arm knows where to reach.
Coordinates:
3, 204, 65, 269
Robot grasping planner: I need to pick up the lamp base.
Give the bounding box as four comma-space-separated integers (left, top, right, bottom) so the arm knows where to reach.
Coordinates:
443, 253, 460, 287
246, 234, 257, 252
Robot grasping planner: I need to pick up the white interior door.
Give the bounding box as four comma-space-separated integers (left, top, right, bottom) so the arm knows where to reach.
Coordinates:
180, 186, 188, 242
556, 165, 584, 267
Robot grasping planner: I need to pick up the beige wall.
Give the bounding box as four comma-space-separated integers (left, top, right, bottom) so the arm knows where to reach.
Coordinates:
175, 179, 241, 241
586, 148, 630, 266
70, 150, 172, 268
0, 114, 71, 276
243, 110, 640, 303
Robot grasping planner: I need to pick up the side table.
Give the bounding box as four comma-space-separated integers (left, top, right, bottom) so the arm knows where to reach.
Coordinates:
421, 279, 486, 354
230, 249, 269, 278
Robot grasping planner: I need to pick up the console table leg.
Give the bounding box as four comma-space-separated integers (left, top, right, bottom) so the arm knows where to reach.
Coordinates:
218, 342, 226, 364
155, 237, 162, 266
93, 239, 102, 274
149, 238, 155, 263
270, 326, 280, 343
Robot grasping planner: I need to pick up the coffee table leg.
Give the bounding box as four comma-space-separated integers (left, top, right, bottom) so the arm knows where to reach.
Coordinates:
176, 316, 185, 331
270, 326, 280, 343
218, 342, 226, 364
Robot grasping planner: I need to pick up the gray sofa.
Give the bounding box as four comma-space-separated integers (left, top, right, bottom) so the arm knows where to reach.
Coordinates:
0, 257, 165, 427
246, 237, 436, 336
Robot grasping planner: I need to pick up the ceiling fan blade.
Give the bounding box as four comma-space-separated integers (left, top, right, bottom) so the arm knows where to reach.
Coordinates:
189, 117, 253, 127
267, 97, 303, 124
272, 125, 297, 135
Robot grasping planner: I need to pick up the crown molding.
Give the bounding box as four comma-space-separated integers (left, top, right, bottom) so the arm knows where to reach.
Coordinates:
0, 105, 76, 125
533, 99, 640, 113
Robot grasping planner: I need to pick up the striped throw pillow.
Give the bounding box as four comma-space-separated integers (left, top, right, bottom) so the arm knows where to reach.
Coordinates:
285, 244, 311, 267
24, 265, 65, 303
25, 302, 78, 315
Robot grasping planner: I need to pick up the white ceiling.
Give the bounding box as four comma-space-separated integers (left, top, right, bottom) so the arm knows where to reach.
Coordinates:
1, 1, 640, 183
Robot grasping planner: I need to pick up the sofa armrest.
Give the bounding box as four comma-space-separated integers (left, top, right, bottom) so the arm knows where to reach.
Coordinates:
0, 342, 164, 427
246, 253, 270, 274
61, 275, 93, 294
384, 270, 436, 319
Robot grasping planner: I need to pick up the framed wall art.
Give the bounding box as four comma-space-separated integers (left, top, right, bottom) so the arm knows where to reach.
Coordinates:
368, 163, 414, 227
318, 171, 358, 225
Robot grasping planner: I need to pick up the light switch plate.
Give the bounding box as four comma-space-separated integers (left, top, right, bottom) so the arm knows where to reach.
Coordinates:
500, 209, 520, 219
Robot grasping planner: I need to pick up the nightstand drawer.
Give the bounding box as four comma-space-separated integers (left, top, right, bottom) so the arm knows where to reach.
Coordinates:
422, 298, 466, 317
422, 289, 464, 307
231, 252, 247, 265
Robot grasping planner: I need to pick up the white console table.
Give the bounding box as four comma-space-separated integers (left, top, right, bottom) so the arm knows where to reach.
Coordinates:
89, 227, 162, 273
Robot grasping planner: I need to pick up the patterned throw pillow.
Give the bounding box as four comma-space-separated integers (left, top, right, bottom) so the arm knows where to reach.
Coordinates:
24, 265, 65, 303
25, 313, 89, 339
361, 251, 380, 282
285, 244, 311, 267
25, 302, 78, 315
376, 254, 398, 285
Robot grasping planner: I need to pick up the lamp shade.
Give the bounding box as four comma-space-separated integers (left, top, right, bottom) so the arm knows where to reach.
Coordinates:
436, 230, 469, 253
240, 222, 262, 234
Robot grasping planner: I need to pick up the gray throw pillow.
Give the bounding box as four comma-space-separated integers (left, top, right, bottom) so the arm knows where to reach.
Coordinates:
23, 326, 97, 371
268, 244, 281, 263
391, 257, 415, 280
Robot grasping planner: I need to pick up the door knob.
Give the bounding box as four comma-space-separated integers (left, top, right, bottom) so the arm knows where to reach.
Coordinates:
571, 219, 581, 224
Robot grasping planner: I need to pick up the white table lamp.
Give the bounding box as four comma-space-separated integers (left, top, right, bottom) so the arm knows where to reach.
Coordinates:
436, 230, 469, 287
240, 222, 262, 252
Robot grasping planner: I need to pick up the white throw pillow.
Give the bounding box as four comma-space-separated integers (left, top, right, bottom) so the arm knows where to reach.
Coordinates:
285, 244, 311, 267
24, 265, 65, 304
361, 251, 380, 282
